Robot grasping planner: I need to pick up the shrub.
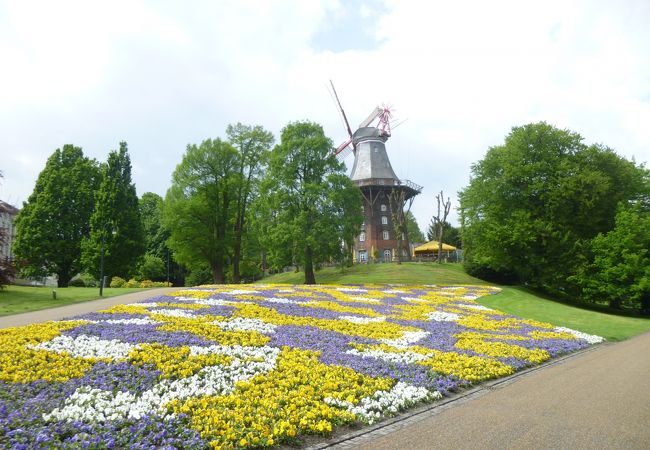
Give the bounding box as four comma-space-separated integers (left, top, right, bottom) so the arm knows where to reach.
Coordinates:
110, 276, 126, 288
126, 278, 140, 288
68, 278, 86, 287
79, 273, 99, 287
139, 279, 154, 288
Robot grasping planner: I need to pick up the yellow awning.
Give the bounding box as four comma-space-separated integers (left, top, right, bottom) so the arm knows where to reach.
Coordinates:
414, 240, 457, 253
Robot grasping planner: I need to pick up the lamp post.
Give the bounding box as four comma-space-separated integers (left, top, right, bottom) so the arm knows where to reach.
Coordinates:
99, 223, 115, 297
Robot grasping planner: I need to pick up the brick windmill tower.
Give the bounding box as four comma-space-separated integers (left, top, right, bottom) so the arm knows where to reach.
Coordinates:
331, 83, 422, 263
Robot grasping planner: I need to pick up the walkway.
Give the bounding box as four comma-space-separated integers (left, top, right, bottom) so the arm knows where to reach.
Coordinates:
0, 287, 177, 328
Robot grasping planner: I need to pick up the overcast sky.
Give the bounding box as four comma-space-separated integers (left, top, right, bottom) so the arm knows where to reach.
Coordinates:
1, 0, 649, 231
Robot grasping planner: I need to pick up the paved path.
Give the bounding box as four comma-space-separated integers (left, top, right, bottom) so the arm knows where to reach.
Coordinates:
0, 288, 177, 328
331, 332, 650, 449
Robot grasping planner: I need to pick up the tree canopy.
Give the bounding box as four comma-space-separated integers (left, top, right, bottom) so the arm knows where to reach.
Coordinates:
13, 145, 100, 287
570, 204, 650, 313
163, 138, 239, 284
226, 123, 274, 283
460, 122, 649, 297
260, 121, 362, 284
405, 211, 425, 244
82, 142, 145, 280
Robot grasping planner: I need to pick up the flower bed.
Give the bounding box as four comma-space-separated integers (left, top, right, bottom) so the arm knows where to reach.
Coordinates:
0, 284, 603, 449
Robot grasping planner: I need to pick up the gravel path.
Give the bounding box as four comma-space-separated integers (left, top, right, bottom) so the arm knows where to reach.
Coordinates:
0, 287, 177, 328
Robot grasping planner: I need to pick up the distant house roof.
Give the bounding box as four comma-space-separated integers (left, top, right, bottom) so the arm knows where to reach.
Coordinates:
414, 240, 457, 253
0, 200, 19, 216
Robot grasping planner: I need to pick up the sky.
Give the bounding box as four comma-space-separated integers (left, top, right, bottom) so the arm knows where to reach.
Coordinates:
1, 0, 649, 232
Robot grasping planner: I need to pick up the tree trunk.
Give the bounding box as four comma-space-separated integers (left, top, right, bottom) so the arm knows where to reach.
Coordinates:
57, 271, 72, 287
232, 235, 241, 284
212, 264, 225, 284
304, 245, 316, 285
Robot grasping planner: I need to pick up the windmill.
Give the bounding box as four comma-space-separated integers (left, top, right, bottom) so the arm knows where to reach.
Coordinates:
329, 81, 422, 263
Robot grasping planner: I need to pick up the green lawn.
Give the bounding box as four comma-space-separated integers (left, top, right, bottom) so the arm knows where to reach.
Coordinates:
261, 263, 650, 341
261, 262, 489, 286
0, 286, 151, 317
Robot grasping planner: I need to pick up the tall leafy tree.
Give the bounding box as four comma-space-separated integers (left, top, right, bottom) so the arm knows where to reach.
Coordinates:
570, 204, 650, 313
82, 142, 145, 280
405, 211, 425, 244
226, 123, 274, 283
139, 192, 167, 257
13, 145, 100, 287
137, 192, 182, 283
163, 138, 238, 284
261, 121, 362, 284
460, 122, 648, 291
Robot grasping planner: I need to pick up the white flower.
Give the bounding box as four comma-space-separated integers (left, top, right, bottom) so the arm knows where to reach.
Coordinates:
104, 318, 160, 325
264, 297, 303, 305
224, 289, 260, 295
44, 346, 281, 423
384, 289, 409, 294
554, 326, 605, 344
30, 335, 135, 360
195, 298, 236, 306
346, 348, 428, 364
457, 303, 493, 311
335, 287, 368, 293
150, 308, 196, 318
211, 317, 277, 334
338, 315, 386, 324
380, 331, 429, 348
427, 311, 460, 322
325, 382, 440, 424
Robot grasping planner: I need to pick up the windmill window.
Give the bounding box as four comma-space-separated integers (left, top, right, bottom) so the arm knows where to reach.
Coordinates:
380, 204, 387, 212
381, 216, 388, 225
359, 250, 367, 262
359, 232, 366, 242
383, 249, 392, 261
382, 230, 389, 240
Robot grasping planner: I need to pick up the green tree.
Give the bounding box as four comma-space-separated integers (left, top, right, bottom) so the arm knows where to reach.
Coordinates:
82, 142, 145, 280
135, 253, 166, 281
571, 205, 650, 313
163, 138, 238, 284
139, 192, 167, 257
13, 145, 100, 287
460, 122, 648, 290
226, 123, 274, 283
426, 221, 461, 248
405, 211, 425, 244
138, 192, 184, 284
261, 121, 362, 284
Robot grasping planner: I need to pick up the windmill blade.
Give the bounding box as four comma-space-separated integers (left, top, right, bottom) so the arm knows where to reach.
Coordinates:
335, 137, 352, 155
329, 80, 354, 140
359, 107, 382, 128
336, 145, 353, 161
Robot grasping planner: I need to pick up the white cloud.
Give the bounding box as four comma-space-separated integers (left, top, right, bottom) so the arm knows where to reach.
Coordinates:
1, 0, 648, 233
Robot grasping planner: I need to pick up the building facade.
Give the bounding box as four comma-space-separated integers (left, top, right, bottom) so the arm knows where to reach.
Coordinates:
0, 200, 19, 262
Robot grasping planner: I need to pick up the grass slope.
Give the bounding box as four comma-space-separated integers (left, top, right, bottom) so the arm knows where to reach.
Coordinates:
261, 263, 650, 341
0, 286, 150, 317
